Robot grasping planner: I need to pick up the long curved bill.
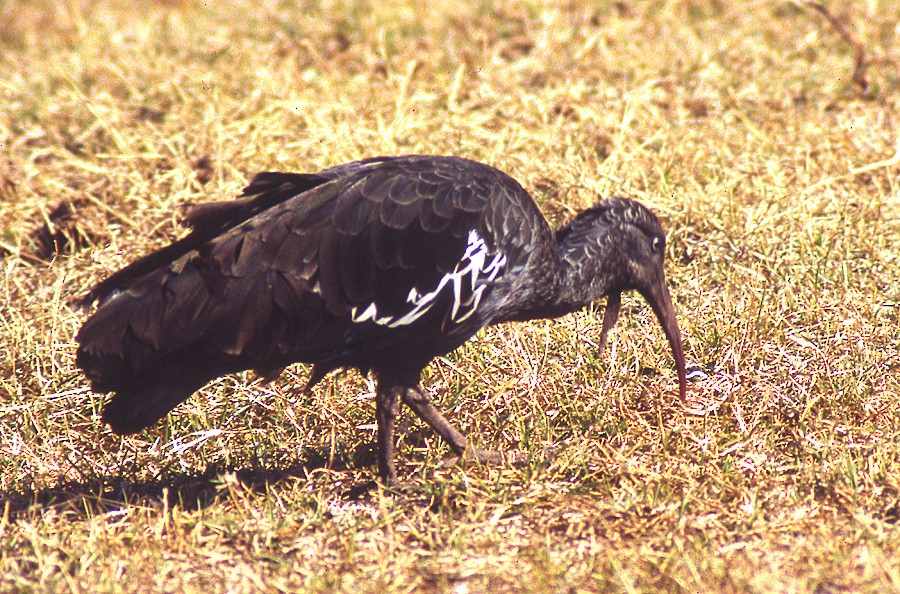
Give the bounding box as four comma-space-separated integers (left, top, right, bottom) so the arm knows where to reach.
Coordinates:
641, 276, 687, 401
599, 280, 687, 402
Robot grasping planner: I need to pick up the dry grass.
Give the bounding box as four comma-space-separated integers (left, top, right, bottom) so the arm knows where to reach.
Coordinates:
1, 0, 899, 591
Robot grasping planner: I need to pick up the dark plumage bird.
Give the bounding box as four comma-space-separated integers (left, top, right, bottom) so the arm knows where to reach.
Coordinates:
76, 155, 686, 485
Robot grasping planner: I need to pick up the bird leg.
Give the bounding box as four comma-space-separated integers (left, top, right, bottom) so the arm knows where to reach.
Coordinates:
400, 385, 467, 455
375, 382, 402, 486
375, 372, 518, 485
401, 385, 513, 467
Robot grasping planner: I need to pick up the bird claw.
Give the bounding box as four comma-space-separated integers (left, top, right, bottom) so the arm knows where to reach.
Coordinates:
683, 392, 727, 416
441, 447, 528, 469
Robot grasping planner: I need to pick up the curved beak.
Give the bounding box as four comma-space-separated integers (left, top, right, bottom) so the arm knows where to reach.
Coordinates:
640, 274, 687, 402
598, 275, 687, 402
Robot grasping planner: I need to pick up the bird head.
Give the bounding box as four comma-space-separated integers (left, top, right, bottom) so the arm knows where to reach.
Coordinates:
556, 197, 687, 401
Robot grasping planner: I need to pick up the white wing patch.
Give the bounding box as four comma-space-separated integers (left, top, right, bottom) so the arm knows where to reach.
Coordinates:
350, 229, 507, 328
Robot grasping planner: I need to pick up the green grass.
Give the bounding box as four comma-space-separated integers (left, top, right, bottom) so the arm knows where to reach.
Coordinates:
2, 0, 900, 591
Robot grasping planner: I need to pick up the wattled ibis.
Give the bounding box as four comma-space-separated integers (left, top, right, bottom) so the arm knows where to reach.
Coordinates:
76, 155, 687, 485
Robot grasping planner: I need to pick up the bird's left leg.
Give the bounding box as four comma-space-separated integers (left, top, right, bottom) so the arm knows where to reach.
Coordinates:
400, 385, 467, 455
401, 385, 510, 465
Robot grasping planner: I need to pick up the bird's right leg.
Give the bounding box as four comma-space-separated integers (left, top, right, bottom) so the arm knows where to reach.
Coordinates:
401, 385, 509, 465
375, 382, 402, 486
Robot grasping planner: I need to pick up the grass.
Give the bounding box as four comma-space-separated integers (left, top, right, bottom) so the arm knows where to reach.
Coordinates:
1, 0, 899, 591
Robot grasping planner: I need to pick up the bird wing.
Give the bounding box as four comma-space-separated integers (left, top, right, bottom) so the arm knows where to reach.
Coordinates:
77, 156, 551, 386
201, 156, 542, 362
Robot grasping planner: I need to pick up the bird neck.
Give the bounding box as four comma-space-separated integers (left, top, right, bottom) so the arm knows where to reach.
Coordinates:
551, 235, 619, 312
499, 231, 619, 323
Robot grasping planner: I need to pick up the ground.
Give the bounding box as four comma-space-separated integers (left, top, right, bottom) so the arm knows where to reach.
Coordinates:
1, 0, 899, 591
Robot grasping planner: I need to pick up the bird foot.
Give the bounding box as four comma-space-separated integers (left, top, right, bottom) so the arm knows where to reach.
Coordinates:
441, 447, 528, 469
683, 391, 727, 416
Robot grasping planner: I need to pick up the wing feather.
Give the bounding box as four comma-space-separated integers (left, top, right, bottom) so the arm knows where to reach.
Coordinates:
338, 230, 377, 304
379, 193, 422, 229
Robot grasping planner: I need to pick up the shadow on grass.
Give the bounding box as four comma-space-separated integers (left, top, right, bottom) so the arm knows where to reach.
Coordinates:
0, 445, 380, 521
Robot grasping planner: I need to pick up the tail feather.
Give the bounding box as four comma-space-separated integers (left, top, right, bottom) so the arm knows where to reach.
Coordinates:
77, 271, 232, 432
99, 353, 225, 434
80, 172, 330, 307
76, 169, 342, 432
